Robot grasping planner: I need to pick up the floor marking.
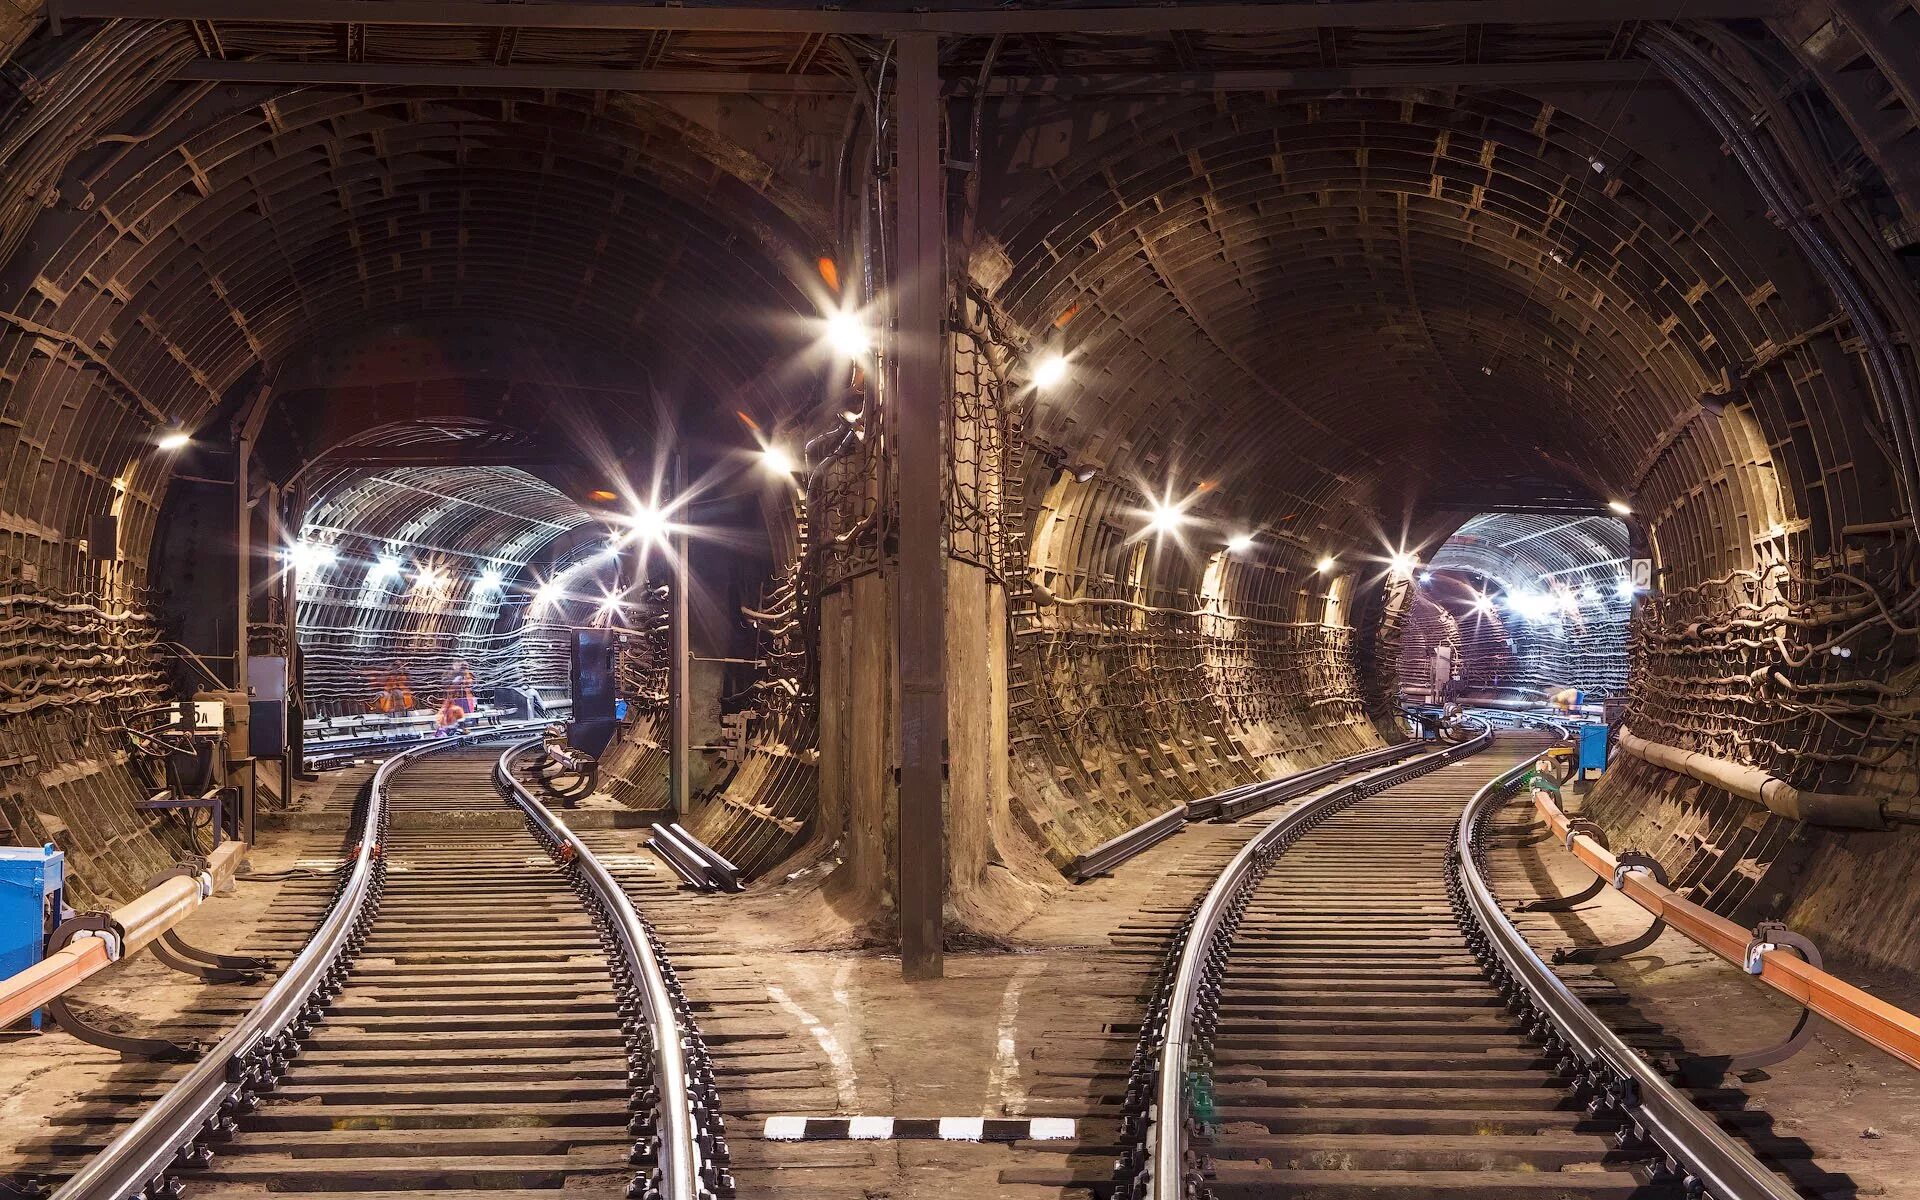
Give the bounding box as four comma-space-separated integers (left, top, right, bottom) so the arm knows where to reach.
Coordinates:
762, 1116, 1077, 1142
766, 980, 860, 1110
985, 958, 1045, 1117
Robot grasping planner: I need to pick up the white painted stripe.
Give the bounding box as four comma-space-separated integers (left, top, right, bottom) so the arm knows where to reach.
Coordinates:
938, 1117, 985, 1141
1027, 1118, 1077, 1141
762, 1117, 808, 1141
847, 1116, 893, 1140
766, 981, 860, 1110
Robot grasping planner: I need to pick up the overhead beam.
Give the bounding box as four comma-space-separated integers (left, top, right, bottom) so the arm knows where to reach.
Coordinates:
54, 0, 1789, 36
177, 59, 855, 94
175, 57, 1655, 95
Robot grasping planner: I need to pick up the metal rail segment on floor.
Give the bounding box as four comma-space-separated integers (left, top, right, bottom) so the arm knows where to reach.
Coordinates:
495, 738, 729, 1200
48, 722, 713, 1200
1120, 725, 1804, 1200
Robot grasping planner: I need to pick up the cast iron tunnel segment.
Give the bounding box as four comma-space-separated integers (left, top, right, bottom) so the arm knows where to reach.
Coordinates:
47, 729, 727, 1200
1116, 727, 1811, 1200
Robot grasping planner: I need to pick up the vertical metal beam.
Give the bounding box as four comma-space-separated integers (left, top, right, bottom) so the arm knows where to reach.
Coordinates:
668, 450, 692, 819
893, 32, 947, 981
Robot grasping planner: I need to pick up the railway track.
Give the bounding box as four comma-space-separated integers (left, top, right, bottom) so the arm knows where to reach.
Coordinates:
41, 731, 727, 1200
1116, 729, 1812, 1200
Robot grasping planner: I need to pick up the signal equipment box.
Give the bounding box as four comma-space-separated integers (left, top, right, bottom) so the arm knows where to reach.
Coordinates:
0, 843, 66, 1029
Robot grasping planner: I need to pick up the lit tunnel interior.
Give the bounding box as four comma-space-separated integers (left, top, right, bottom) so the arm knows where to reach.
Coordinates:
0, 5, 1915, 977
5, 7, 1920, 1200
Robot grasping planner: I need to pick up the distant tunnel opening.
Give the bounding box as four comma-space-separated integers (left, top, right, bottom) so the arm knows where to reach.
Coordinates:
1398, 513, 1632, 710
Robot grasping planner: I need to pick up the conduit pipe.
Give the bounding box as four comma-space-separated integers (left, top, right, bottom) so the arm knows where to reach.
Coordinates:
0, 841, 248, 1028
1614, 726, 1884, 829
1530, 784, 1920, 1071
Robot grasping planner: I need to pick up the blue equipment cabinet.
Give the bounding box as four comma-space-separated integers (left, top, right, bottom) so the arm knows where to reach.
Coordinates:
0, 843, 66, 1029
1578, 723, 1611, 781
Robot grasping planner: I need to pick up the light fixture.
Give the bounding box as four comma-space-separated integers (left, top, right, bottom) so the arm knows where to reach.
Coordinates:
1316, 555, 1336, 573
1145, 499, 1187, 537
1418, 571, 1434, 585
626, 504, 671, 548
825, 310, 871, 359
597, 588, 627, 616
1389, 552, 1417, 578
157, 428, 192, 452
1505, 589, 1560, 624
762, 445, 797, 476
1615, 577, 1638, 600
366, 555, 402, 587
1226, 533, 1256, 553
283, 540, 336, 575
412, 565, 449, 596
1073, 465, 1098, 484
1031, 353, 1069, 390
1608, 499, 1633, 516
532, 579, 566, 614
477, 567, 506, 593
1470, 592, 1494, 615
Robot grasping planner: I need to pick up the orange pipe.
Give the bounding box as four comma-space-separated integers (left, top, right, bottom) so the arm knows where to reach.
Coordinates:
0, 841, 249, 1029
1530, 786, 1920, 1071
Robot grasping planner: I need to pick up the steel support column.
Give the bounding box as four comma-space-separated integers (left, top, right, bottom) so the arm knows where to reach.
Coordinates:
668, 451, 692, 819
894, 32, 947, 981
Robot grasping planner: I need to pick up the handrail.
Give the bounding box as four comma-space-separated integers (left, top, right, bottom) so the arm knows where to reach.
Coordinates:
1456, 760, 1802, 1200
497, 739, 723, 1200
1530, 782, 1920, 1070
1129, 719, 1493, 1200
51, 724, 542, 1200
0, 841, 247, 1029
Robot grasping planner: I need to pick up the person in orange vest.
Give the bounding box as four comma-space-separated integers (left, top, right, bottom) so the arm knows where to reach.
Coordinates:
434, 695, 468, 735
448, 660, 477, 716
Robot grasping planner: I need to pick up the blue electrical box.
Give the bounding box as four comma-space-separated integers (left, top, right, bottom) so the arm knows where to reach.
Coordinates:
1, 843, 65, 1029
1578, 723, 1610, 780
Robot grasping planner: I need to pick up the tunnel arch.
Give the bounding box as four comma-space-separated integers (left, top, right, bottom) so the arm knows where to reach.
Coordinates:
1, 38, 836, 593
979, 82, 1896, 588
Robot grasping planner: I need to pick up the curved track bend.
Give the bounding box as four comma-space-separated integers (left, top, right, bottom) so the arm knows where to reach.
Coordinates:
1120, 731, 1816, 1200
42, 732, 725, 1200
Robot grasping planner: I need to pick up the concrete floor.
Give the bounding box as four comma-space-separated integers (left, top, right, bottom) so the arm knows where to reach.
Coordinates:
4, 750, 1916, 1199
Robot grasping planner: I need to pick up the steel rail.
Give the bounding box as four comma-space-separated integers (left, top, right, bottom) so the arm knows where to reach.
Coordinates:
496, 738, 723, 1200
1453, 760, 1804, 1200
1131, 720, 1494, 1200
50, 724, 546, 1200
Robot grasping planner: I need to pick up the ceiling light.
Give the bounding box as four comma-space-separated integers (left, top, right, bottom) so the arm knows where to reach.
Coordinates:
1615, 577, 1638, 600
626, 504, 670, 547
413, 565, 449, 595
1316, 555, 1336, 573
157, 429, 192, 452
532, 579, 566, 613
367, 555, 402, 587
1145, 500, 1186, 536
1608, 499, 1633, 516
825, 310, 871, 359
1389, 552, 1417, 578
597, 589, 627, 621
1418, 571, 1434, 585
477, 568, 505, 593
762, 445, 797, 476
1226, 533, 1255, 553
1470, 592, 1494, 615
1031, 353, 1069, 389
283, 540, 336, 575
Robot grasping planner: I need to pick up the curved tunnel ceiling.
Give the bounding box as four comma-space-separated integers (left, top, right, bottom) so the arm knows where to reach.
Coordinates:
985, 76, 1892, 581
1430, 512, 1632, 593
0, 49, 834, 575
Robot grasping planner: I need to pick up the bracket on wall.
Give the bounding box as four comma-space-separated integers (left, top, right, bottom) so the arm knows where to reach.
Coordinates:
1676, 922, 1824, 1084
1551, 850, 1669, 964
1515, 822, 1609, 912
